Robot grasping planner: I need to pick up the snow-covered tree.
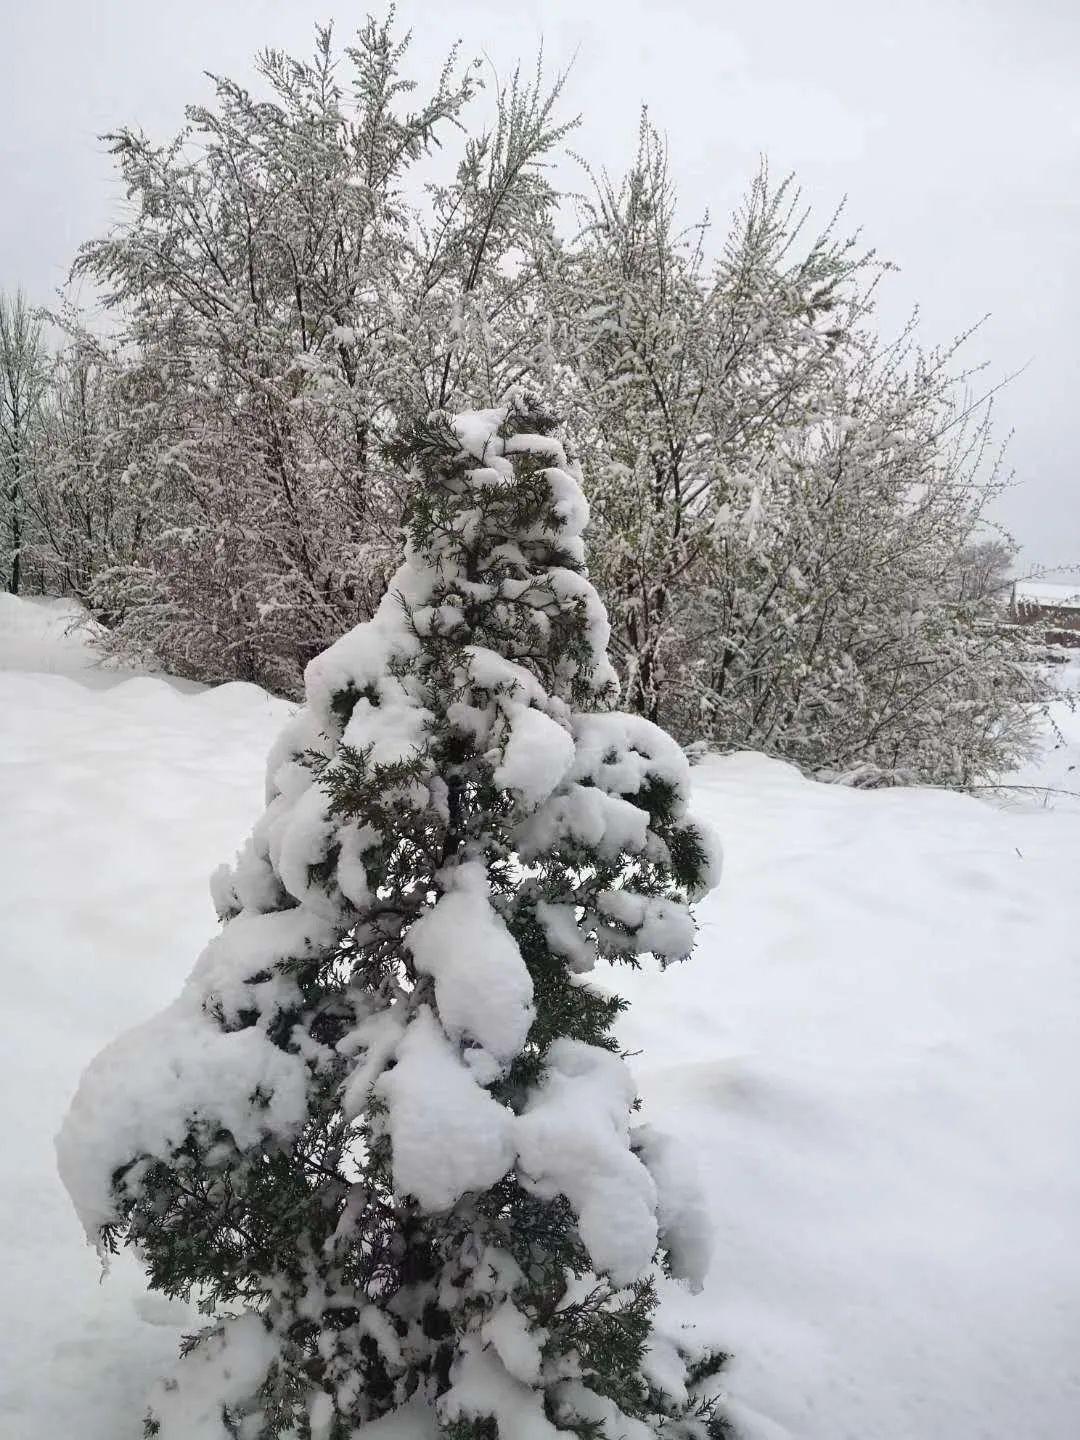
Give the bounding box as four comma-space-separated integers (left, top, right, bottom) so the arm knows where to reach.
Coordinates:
21, 319, 151, 607
663, 328, 1050, 787
543, 121, 1049, 785
58, 393, 726, 1439
949, 535, 1015, 605
0, 289, 50, 593
72, 18, 572, 694
21, 23, 1046, 785
541, 121, 869, 725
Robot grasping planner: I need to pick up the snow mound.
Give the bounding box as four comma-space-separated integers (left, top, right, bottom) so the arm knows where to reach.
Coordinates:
0, 594, 103, 676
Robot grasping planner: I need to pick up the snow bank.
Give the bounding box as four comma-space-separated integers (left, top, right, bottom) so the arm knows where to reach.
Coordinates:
0, 594, 112, 679
0, 593, 200, 691
0, 641, 291, 1440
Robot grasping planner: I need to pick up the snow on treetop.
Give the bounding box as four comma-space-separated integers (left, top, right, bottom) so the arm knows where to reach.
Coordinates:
297, 400, 615, 774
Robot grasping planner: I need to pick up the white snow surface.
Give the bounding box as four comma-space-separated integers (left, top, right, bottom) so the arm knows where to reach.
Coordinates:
0, 592, 200, 690
3, 598, 1080, 1438
1004, 654, 1080, 812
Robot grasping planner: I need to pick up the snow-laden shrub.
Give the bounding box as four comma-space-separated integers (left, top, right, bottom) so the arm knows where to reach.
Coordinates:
0, 289, 50, 595
667, 338, 1051, 788
544, 122, 1050, 786
58, 393, 727, 1438
61, 20, 572, 695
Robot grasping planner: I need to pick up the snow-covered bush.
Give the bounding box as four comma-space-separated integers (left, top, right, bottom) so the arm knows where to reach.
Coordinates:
541, 121, 868, 728
544, 121, 1049, 785
20, 318, 153, 608
668, 332, 1050, 787
65, 19, 571, 694
58, 393, 727, 1438
0, 289, 50, 594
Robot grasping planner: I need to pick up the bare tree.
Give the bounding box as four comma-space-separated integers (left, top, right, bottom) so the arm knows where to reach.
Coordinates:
0, 290, 49, 593
24, 318, 150, 607
950, 535, 1015, 604
71, 18, 573, 694
13, 24, 1051, 786
542, 122, 1049, 785
541, 122, 870, 721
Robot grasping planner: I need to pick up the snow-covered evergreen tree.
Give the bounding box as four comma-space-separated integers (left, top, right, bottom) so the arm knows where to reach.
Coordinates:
58, 392, 726, 1439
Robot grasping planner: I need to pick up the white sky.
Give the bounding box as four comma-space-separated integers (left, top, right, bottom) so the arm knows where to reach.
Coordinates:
2, 0, 1078, 574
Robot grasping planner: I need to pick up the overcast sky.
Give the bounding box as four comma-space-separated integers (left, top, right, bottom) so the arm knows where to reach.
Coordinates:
2, 0, 1077, 574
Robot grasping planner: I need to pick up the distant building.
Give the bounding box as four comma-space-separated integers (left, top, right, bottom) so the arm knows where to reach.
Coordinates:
1010, 581, 1080, 647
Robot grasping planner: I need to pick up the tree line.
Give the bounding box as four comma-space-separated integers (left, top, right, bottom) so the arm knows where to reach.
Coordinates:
0, 15, 1045, 786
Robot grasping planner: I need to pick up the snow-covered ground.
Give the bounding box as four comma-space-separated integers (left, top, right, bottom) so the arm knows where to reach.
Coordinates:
2, 596, 1079, 1439
0, 593, 115, 683
1005, 655, 1080, 811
